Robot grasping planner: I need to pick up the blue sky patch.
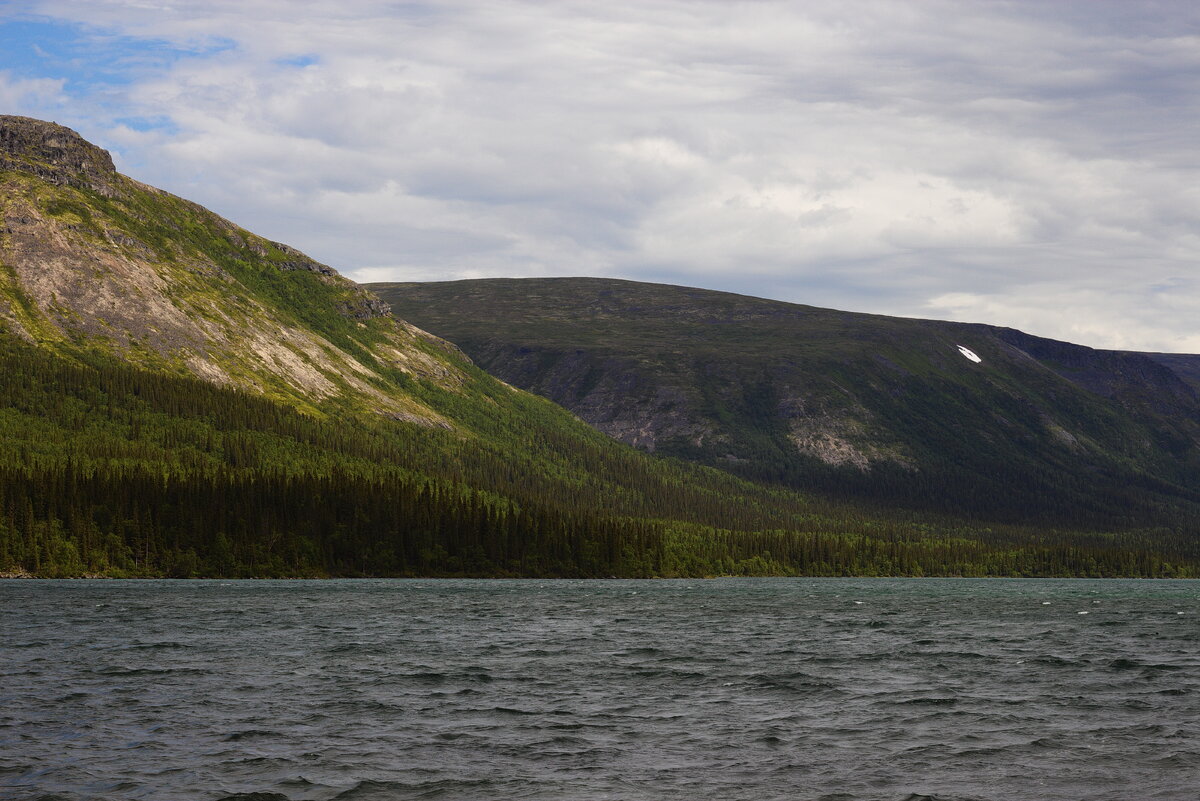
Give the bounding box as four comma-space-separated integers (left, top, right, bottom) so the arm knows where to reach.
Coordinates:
0, 17, 235, 92
277, 54, 319, 68
113, 115, 179, 135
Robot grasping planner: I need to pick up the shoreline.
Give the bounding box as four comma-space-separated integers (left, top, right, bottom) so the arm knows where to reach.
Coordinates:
2, 573, 1193, 581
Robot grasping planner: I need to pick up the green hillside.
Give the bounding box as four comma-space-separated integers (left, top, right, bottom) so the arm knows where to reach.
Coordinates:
1, 116, 1196, 578
3, 335, 1194, 578
371, 278, 1200, 531
0, 116, 831, 577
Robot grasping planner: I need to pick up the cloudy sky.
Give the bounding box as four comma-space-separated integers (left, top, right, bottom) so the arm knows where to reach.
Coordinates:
2, 1, 1198, 351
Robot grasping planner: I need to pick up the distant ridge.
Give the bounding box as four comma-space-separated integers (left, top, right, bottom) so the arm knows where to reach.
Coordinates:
372, 277, 1200, 528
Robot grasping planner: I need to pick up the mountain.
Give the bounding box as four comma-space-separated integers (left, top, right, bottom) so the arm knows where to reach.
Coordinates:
2, 115, 895, 579
370, 277, 1200, 530
1, 116, 1194, 578
0, 115, 459, 423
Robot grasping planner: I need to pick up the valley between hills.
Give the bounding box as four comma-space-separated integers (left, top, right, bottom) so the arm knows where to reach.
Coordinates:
2, 115, 1198, 578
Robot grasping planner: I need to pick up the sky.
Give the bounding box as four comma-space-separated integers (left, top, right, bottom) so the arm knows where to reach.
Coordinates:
1, 1, 1198, 352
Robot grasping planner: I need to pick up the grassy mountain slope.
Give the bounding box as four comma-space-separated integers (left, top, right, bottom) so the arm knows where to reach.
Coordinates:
0, 116, 458, 423
5, 333, 1193, 579
1, 116, 1195, 578
371, 277, 1200, 530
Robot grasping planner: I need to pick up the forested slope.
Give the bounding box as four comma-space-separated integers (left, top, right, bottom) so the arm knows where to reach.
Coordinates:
373, 278, 1200, 532
4, 337, 1195, 578
1, 116, 1196, 578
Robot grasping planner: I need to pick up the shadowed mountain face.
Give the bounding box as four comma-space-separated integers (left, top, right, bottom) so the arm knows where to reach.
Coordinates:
371, 277, 1200, 526
1143, 353, 1200, 393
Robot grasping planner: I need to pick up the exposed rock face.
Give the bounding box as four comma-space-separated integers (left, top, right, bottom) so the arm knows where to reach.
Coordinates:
0, 116, 117, 196
0, 116, 451, 425
0, 115, 391, 324
1, 190, 210, 353
469, 341, 709, 451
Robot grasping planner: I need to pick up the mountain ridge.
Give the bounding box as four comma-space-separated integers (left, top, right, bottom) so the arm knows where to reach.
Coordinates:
371, 277, 1200, 528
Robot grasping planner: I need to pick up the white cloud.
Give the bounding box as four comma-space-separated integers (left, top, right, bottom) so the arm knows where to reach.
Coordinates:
9, 0, 1200, 351
0, 70, 66, 113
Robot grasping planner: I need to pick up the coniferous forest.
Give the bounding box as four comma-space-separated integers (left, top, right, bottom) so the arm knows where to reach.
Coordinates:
2, 338, 1197, 579
1, 116, 1198, 580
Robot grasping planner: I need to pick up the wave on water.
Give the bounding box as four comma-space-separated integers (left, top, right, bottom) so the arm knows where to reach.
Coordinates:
2, 578, 1198, 801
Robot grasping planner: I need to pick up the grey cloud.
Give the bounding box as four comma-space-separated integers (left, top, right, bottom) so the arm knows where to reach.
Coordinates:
15, 0, 1200, 350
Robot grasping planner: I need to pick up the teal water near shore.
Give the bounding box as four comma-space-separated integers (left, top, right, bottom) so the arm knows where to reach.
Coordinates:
2, 578, 1198, 800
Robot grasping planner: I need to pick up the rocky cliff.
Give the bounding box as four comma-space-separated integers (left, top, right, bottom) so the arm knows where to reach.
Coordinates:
0, 115, 117, 195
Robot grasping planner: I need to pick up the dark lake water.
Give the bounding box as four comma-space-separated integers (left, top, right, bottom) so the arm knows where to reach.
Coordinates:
2, 578, 1198, 800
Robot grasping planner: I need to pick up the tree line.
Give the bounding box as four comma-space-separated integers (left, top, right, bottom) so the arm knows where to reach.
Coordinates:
1, 336, 1197, 579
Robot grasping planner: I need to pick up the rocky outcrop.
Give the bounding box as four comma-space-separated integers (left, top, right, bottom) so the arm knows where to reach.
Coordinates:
269, 242, 391, 321
0, 116, 117, 196
336, 291, 392, 321
0, 117, 391, 324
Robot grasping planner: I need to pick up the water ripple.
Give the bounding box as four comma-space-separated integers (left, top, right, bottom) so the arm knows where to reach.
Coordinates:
1, 578, 1198, 800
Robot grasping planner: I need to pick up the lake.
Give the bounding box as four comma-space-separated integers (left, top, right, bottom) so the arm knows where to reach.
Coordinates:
2, 578, 1197, 800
